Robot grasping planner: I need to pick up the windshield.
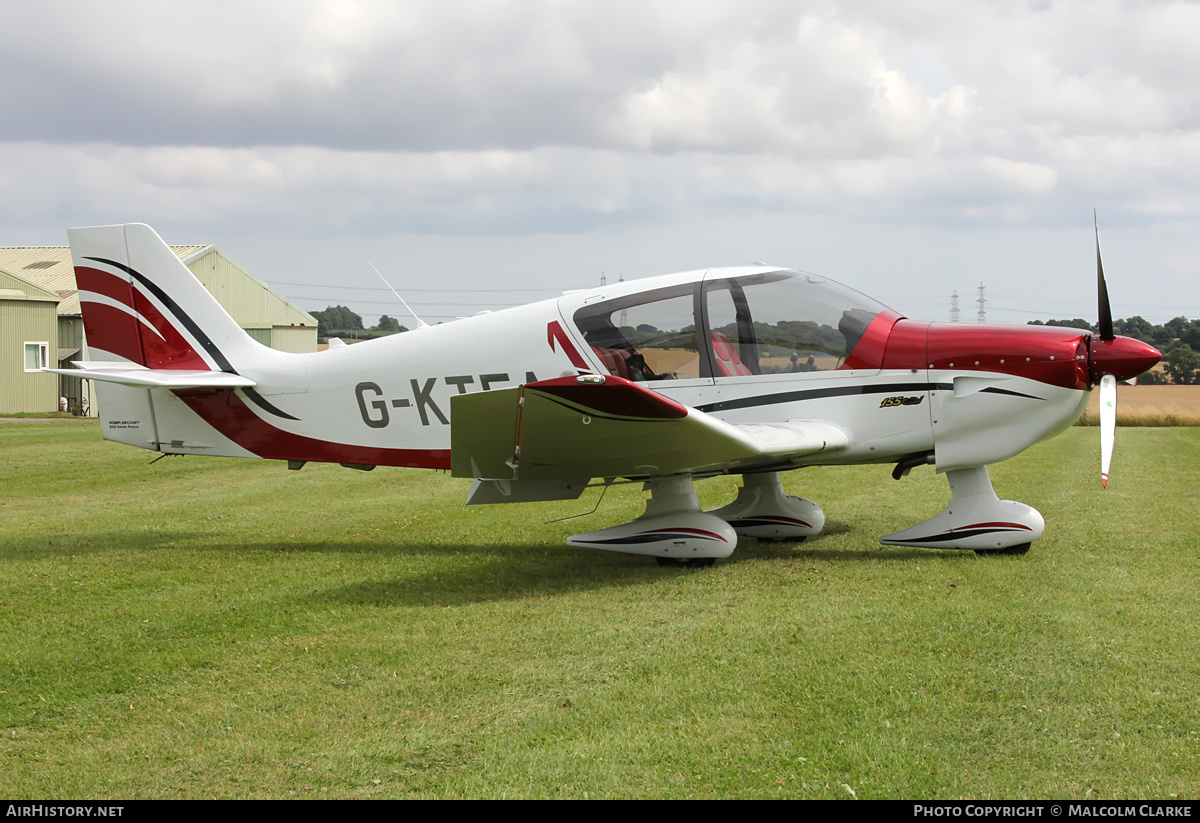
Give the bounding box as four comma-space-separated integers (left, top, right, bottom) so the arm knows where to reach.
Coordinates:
705, 270, 890, 375
571, 269, 891, 381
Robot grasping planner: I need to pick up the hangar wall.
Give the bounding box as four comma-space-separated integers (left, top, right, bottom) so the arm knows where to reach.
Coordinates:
0, 270, 61, 413
0, 244, 318, 413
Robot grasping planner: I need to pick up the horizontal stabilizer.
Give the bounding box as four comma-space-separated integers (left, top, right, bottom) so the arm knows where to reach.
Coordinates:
44, 362, 256, 389
451, 374, 849, 482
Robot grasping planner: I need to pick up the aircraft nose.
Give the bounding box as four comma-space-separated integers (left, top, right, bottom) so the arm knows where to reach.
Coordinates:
1089, 335, 1161, 385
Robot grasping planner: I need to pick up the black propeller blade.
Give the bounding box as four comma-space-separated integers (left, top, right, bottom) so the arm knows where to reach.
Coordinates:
1095, 210, 1114, 342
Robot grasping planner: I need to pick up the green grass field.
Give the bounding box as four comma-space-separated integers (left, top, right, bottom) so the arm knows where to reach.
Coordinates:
1, 423, 1197, 799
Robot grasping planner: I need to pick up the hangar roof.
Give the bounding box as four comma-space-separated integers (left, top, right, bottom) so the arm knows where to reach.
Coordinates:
0, 245, 314, 327
0, 245, 205, 316
0, 267, 63, 303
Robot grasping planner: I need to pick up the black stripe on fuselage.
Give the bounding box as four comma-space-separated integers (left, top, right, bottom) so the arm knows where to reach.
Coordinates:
85, 255, 300, 422
241, 387, 300, 421
693, 382, 1041, 413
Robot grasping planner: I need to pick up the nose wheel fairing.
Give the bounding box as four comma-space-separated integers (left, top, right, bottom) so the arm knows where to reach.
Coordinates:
880, 465, 1044, 551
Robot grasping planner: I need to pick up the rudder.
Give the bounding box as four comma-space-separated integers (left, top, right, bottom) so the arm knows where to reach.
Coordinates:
70, 223, 258, 371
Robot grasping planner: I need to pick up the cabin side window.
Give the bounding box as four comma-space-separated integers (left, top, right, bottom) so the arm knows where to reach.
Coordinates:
572, 285, 701, 381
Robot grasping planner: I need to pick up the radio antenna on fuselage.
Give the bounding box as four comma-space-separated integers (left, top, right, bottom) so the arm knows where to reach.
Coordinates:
368, 261, 429, 329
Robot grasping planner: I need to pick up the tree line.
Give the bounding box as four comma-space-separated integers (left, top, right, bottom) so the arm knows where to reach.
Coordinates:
1028, 316, 1200, 384
310, 305, 407, 339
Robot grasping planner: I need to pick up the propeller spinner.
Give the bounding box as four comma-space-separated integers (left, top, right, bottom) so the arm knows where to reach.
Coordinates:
1089, 213, 1161, 487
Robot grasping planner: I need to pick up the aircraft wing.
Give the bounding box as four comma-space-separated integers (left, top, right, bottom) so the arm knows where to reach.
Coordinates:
451, 374, 849, 482
43, 361, 257, 389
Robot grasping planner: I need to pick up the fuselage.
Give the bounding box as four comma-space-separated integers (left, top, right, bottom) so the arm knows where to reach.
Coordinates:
67, 222, 1164, 559
112, 265, 1157, 477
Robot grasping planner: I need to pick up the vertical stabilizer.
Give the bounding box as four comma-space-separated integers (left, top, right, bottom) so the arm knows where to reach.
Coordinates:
68, 223, 266, 452
69, 223, 259, 371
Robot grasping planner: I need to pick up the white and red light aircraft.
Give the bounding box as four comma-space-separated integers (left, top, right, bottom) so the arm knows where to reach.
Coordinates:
51, 223, 1160, 566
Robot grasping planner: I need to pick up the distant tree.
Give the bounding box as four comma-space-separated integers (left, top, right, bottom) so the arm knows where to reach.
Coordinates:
1181, 320, 1200, 350
310, 308, 331, 336
1115, 316, 1155, 341
374, 315, 402, 333
1165, 344, 1200, 385
311, 305, 364, 336
1151, 325, 1176, 349
1164, 316, 1191, 339
1028, 316, 1200, 353
1044, 318, 1095, 332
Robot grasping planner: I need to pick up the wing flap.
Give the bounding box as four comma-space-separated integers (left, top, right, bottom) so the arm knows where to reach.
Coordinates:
450, 375, 848, 481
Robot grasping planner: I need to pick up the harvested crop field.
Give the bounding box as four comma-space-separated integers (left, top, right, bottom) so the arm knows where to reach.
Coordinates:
1085, 384, 1200, 414
1082, 384, 1200, 425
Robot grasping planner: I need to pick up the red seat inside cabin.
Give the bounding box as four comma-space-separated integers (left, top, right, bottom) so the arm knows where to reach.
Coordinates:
591, 346, 632, 379
711, 332, 753, 376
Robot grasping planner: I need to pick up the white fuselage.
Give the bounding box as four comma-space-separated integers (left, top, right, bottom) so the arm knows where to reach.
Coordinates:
93, 266, 1089, 477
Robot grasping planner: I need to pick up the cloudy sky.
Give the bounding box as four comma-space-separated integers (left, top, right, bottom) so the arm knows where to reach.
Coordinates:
3, 0, 1199, 325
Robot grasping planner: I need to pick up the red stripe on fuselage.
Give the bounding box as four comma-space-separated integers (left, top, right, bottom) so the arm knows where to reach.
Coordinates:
177, 389, 451, 469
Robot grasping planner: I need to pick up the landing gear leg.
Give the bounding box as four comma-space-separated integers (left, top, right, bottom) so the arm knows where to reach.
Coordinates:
568, 476, 737, 563
706, 472, 825, 541
879, 465, 1044, 551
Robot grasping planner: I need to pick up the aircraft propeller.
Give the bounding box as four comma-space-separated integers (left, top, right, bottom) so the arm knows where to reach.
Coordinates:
1088, 212, 1160, 488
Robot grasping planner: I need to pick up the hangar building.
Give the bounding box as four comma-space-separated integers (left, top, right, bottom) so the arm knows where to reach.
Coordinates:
0, 244, 316, 414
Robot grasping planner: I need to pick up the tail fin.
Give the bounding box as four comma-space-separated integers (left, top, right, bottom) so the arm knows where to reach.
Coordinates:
69, 223, 257, 372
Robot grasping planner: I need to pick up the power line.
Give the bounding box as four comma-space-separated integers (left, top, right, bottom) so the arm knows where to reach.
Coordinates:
287, 296, 523, 309
269, 280, 563, 294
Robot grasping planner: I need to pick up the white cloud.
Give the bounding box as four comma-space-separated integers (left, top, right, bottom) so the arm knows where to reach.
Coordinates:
979, 156, 1058, 193
0, 0, 1199, 319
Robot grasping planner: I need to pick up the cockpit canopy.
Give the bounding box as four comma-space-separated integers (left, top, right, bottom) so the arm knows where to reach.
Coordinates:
572, 269, 892, 381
